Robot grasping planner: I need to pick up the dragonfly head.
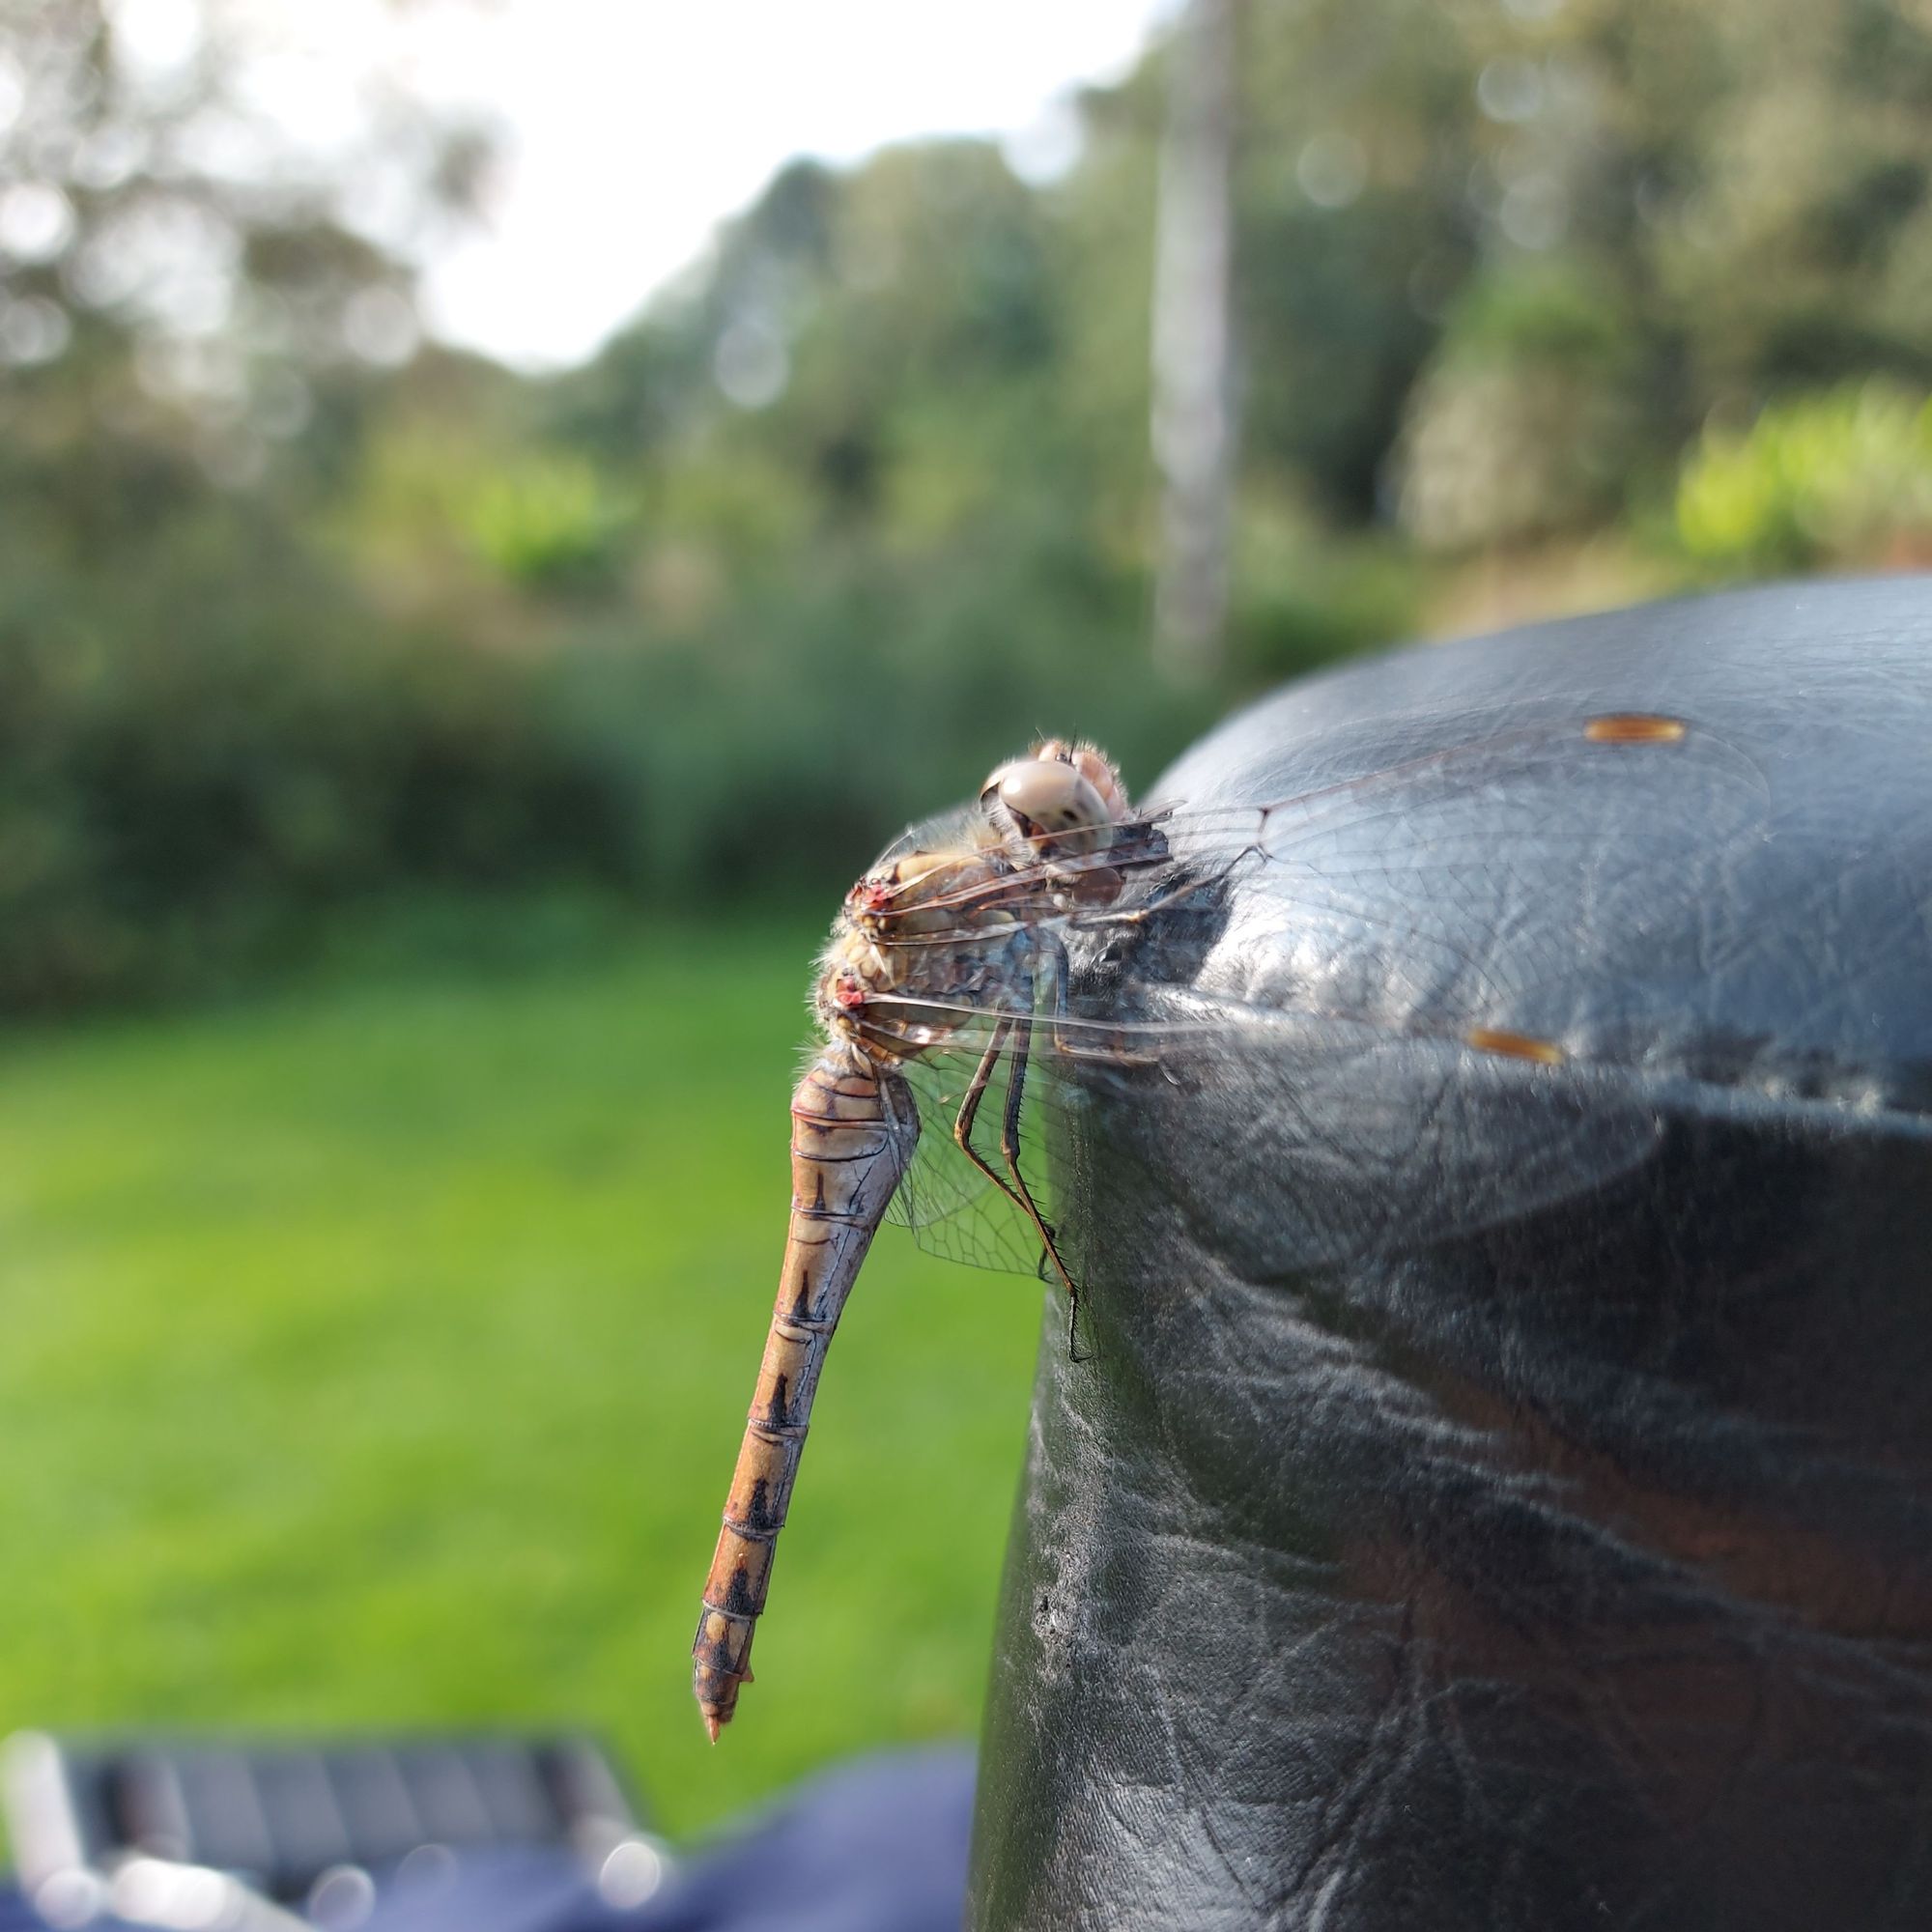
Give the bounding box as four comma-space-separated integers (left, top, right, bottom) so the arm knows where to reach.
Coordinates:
981, 739, 1132, 861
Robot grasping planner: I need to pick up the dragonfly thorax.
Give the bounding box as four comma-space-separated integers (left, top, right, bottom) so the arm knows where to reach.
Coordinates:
843, 845, 1012, 939
817, 740, 1147, 1064
815, 888, 1029, 1062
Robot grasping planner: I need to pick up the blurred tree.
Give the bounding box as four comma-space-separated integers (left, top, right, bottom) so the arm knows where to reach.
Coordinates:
1151, 0, 1238, 677
1395, 264, 1640, 549
545, 136, 1089, 601
0, 0, 492, 457
1232, 0, 1482, 518
1392, 0, 1932, 552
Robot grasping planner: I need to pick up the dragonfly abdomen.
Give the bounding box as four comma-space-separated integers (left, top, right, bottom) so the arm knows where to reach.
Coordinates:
693, 1043, 918, 1741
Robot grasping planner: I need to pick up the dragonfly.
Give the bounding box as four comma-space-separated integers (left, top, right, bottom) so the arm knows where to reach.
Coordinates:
691, 710, 1765, 1740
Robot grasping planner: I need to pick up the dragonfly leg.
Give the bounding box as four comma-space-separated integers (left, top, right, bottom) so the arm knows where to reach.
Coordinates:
1037, 927, 1151, 1067
1037, 930, 1079, 1058
998, 1012, 1085, 1359
1043, 931, 1074, 1059
952, 1015, 1029, 1218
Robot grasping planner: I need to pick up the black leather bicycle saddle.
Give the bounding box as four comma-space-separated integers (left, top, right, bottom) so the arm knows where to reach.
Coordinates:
967, 577, 1932, 1930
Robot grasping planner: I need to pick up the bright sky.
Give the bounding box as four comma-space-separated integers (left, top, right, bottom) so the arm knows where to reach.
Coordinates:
161, 0, 1178, 370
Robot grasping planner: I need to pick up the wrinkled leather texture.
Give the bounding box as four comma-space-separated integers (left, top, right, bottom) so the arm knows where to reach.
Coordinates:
967, 579, 1932, 1930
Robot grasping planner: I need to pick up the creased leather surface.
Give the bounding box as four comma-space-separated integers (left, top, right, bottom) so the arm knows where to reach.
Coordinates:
966, 579, 1932, 1931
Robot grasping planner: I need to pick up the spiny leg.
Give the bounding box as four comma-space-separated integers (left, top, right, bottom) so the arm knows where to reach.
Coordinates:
952, 975, 1085, 1357
1037, 927, 1152, 1068
998, 1011, 1085, 1360
1037, 930, 1077, 1058
952, 1014, 1029, 1218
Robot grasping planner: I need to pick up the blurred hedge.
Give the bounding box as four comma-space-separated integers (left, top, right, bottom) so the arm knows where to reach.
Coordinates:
1675, 382, 1932, 573
0, 495, 608, 1009
0, 443, 1327, 1010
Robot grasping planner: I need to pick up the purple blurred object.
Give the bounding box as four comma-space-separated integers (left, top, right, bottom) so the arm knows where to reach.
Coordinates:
357, 1746, 973, 1932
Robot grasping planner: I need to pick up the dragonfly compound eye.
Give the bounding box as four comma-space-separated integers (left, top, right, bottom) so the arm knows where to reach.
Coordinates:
995, 758, 1111, 839
1025, 739, 1131, 822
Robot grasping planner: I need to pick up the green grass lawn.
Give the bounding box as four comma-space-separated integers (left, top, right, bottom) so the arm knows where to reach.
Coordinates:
0, 919, 1047, 1841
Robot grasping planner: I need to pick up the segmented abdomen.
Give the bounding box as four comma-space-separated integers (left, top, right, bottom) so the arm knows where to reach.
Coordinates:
692, 1041, 918, 1740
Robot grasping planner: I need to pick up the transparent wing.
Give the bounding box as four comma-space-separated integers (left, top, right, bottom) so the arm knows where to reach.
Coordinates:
1054, 993, 1676, 1285
1136, 711, 1774, 1059
882, 1041, 1065, 1282
855, 712, 1778, 1289
867, 714, 1765, 966
869, 989, 1676, 1290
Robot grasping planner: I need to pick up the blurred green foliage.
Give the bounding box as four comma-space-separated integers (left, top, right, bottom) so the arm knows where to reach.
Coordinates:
1675, 381, 1932, 571
6, 0, 1932, 1010
462, 459, 636, 595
